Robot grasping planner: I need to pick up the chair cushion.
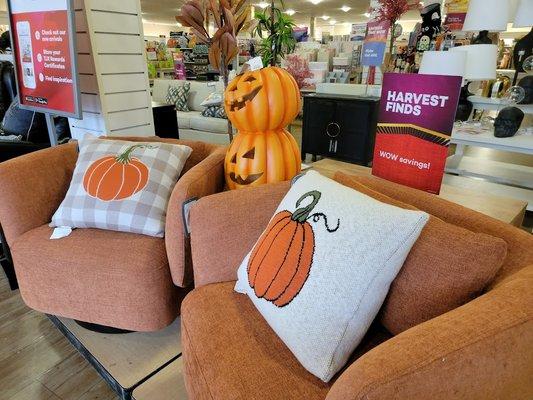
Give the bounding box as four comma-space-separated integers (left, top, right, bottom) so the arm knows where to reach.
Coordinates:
167, 83, 190, 112
334, 172, 508, 334
50, 136, 192, 237
176, 110, 202, 130
10, 225, 178, 331
190, 114, 229, 134
181, 282, 331, 400
233, 171, 428, 382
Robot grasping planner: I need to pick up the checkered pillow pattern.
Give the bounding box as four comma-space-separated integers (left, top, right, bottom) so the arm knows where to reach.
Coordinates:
166, 83, 190, 111
51, 137, 192, 237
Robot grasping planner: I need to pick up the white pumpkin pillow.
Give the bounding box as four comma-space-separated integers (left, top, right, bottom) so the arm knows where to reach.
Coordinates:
234, 170, 429, 382
51, 137, 192, 237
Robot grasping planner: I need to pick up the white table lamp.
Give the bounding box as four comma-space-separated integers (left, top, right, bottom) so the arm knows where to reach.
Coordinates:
513, 0, 533, 27
419, 51, 467, 77
463, 0, 509, 32
450, 45, 498, 81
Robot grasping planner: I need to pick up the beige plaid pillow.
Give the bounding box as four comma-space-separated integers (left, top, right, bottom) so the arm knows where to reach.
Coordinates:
51, 137, 192, 237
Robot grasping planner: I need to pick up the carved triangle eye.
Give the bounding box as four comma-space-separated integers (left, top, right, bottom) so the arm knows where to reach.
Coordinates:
230, 153, 237, 163
242, 147, 255, 159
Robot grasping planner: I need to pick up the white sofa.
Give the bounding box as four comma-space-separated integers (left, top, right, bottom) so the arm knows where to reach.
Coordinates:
152, 79, 231, 144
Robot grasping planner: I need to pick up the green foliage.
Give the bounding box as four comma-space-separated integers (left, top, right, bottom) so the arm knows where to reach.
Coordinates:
253, 2, 296, 67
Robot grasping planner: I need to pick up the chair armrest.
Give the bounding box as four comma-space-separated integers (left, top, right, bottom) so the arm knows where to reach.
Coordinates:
0, 142, 78, 245
165, 146, 227, 287
189, 181, 290, 288
326, 265, 533, 400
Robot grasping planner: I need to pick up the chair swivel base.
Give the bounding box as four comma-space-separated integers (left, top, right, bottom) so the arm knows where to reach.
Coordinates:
74, 320, 134, 334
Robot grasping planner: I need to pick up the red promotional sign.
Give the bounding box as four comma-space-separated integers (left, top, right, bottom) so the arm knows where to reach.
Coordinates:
8, 0, 81, 118
372, 73, 462, 194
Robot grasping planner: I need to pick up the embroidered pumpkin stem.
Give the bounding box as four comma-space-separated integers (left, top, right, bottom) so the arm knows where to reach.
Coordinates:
292, 190, 340, 232
115, 144, 156, 164
292, 191, 321, 223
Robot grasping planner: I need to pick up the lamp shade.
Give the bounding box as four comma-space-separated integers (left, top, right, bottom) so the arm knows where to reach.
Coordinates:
450, 45, 498, 81
508, 0, 520, 22
419, 51, 467, 77
463, 0, 509, 32
514, 0, 533, 27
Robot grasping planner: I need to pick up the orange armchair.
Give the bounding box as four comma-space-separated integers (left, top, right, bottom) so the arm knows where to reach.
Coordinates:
181, 176, 533, 399
0, 137, 226, 331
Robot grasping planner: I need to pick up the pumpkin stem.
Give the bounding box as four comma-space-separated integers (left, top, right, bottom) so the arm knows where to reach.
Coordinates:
115, 144, 156, 164
292, 191, 321, 223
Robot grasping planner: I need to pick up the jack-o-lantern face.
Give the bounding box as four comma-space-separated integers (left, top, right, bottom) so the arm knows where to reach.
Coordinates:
228, 146, 263, 185
224, 67, 301, 132
224, 130, 301, 190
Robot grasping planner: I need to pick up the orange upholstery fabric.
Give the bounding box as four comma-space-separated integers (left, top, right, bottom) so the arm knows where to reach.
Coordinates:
166, 145, 226, 287
181, 281, 331, 400
326, 266, 533, 400
184, 176, 533, 399
334, 172, 508, 334
189, 181, 290, 288
342, 173, 533, 286
0, 143, 78, 245
11, 225, 178, 331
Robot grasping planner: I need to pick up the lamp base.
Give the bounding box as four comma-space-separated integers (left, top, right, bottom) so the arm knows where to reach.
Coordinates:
455, 84, 473, 121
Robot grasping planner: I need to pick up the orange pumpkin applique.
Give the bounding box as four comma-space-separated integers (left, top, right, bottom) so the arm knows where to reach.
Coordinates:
83, 144, 154, 201
247, 191, 340, 307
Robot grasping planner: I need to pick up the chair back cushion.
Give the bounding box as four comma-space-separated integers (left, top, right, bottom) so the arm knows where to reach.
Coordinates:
335, 172, 508, 334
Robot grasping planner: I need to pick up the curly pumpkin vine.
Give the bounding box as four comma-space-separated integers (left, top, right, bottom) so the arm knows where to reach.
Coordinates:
247, 191, 340, 307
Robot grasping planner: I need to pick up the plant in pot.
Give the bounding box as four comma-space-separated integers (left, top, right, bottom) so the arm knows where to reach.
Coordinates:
253, 0, 297, 66
176, 0, 251, 141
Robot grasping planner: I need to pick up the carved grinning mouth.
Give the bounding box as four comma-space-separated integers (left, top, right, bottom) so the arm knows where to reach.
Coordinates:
229, 172, 263, 185
229, 85, 263, 111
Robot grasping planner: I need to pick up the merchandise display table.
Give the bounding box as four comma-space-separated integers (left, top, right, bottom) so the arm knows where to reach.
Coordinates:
445, 126, 533, 211
311, 158, 528, 227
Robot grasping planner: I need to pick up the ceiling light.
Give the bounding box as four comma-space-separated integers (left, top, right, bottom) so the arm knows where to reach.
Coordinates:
256, 2, 269, 9
309, 0, 322, 4
176, 22, 182, 27
321, 15, 330, 20
341, 6, 351, 12
329, 19, 337, 25
285, 9, 296, 15
363, 12, 371, 18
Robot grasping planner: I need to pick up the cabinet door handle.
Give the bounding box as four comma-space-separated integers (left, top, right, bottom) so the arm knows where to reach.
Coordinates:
326, 122, 341, 138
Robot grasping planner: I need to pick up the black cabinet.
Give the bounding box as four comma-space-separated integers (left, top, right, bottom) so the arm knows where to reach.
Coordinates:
301, 93, 380, 165
152, 101, 179, 139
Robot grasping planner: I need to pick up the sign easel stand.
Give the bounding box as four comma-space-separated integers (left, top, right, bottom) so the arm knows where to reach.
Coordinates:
45, 114, 58, 146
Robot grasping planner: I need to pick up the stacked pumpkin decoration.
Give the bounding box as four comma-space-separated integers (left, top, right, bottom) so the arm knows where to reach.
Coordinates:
224, 66, 302, 190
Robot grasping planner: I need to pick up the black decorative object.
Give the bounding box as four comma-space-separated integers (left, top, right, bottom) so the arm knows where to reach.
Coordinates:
494, 107, 524, 138
472, 30, 493, 45
417, 3, 442, 52
455, 84, 473, 121
517, 76, 533, 104
513, 28, 533, 74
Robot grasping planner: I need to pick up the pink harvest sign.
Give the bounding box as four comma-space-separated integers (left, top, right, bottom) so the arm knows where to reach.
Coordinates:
372, 73, 462, 194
